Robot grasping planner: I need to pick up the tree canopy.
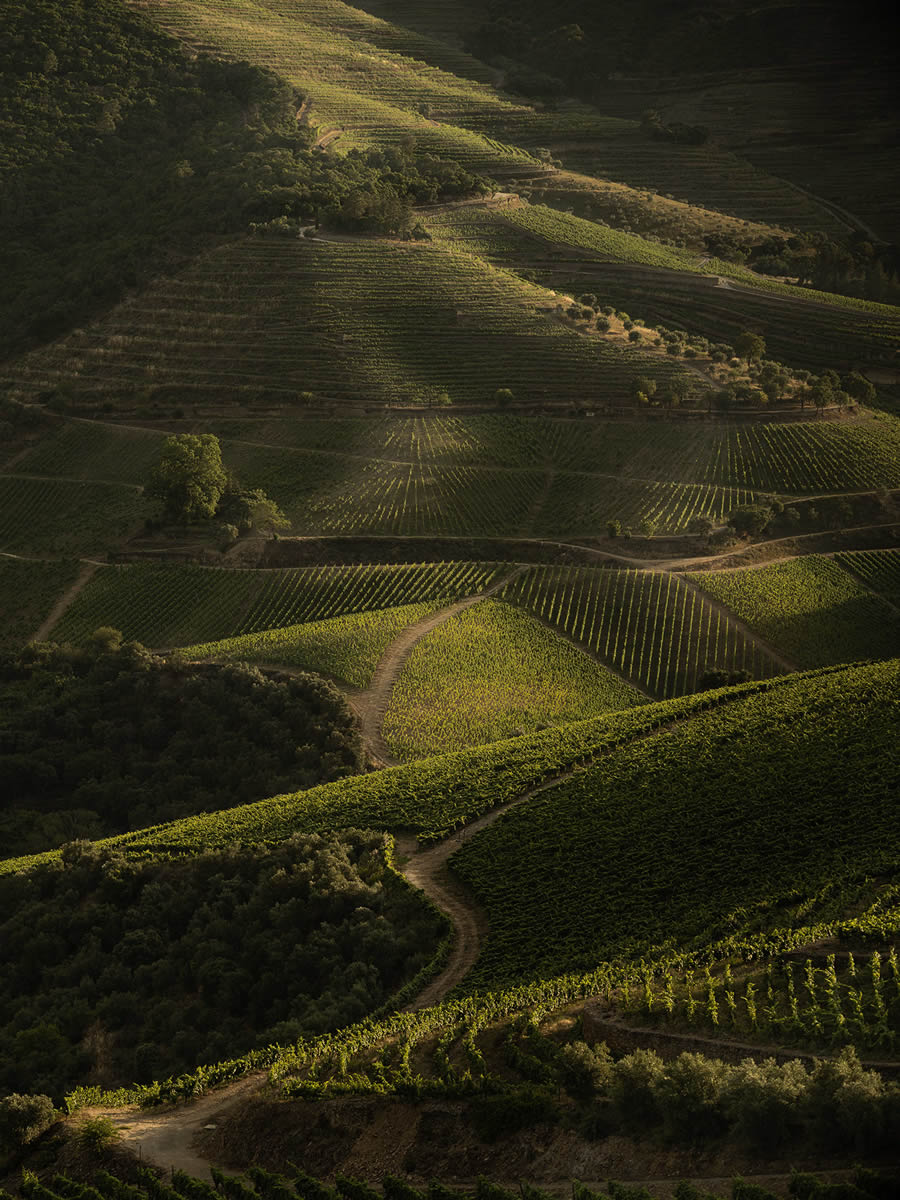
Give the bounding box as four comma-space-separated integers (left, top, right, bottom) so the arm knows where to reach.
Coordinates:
146, 434, 227, 524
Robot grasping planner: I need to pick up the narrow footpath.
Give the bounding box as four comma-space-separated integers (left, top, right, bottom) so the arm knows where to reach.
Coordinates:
349, 568, 526, 766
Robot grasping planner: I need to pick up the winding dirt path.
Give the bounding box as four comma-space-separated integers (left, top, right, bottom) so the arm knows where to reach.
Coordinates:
32, 561, 99, 641
89, 1074, 266, 1179
349, 568, 526, 766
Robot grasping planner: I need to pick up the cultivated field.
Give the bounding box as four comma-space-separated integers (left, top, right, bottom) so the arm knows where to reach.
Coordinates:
382, 598, 643, 758
502, 564, 783, 696
685, 556, 900, 669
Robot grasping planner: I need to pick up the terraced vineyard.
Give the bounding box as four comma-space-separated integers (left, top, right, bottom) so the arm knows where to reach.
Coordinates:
0, 476, 145, 556
2, 238, 686, 410
182, 601, 445, 686
686, 557, 900, 669
12, 420, 166, 485
425, 204, 900, 376
451, 659, 900, 990
559, 139, 851, 237
502, 564, 782, 696
623, 950, 900, 1053
383, 598, 644, 759
131, 0, 548, 174
0, 556, 81, 649
52, 560, 498, 646
1, 0, 899, 1176
428, 202, 697, 272
205, 410, 900, 491
223, 440, 543, 535
836, 548, 900, 601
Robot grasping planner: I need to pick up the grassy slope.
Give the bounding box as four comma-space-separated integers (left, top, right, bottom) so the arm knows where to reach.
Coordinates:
0, 672, 827, 877
181, 600, 445, 687
451, 658, 900, 990
0, 557, 81, 649
382, 598, 644, 759
685, 557, 900, 669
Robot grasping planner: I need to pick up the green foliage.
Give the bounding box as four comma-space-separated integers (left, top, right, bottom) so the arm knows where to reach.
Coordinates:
0, 642, 362, 857
451, 660, 900, 989
686, 557, 900, 668
734, 331, 766, 362
2, 672, 804, 879
726, 503, 774, 537
146, 435, 227, 524
0, 832, 445, 1098
0, 1092, 56, 1154
72, 1117, 121, 1155
182, 601, 446, 688
51, 560, 501, 648
383, 600, 643, 759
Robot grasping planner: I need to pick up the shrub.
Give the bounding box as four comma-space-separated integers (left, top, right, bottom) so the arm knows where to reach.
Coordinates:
73, 1116, 122, 1154
610, 1049, 664, 1130
653, 1053, 728, 1142
723, 1058, 808, 1151
0, 1094, 56, 1154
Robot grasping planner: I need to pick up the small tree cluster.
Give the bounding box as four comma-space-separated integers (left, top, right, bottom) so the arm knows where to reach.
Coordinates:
146, 434, 288, 535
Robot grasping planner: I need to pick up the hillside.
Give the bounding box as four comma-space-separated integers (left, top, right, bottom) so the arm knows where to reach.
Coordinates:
0, 0, 898, 1189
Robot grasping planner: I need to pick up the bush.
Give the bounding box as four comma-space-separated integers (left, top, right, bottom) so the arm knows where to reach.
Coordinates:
723, 1058, 808, 1151
0, 1094, 56, 1155
559, 1041, 614, 1100
610, 1049, 664, 1130
653, 1053, 728, 1142
73, 1117, 122, 1154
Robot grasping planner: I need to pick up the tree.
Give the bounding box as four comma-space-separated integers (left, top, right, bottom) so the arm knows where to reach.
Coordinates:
0, 1094, 56, 1154
842, 371, 876, 406
494, 388, 514, 408
757, 362, 789, 403
631, 376, 657, 402
606, 519, 621, 538
662, 376, 692, 410
733, 331, 766, 363
809, 380, 833, 416
146, 435, 227, 524
217, 483, 289, 535
727, 504, 774, 537
640, 516, 658, 537
688, 514, 714, 537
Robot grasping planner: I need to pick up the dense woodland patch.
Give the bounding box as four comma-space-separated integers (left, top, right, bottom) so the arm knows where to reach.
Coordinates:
0, 641, 363, 857
0, 832, 445, 1099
